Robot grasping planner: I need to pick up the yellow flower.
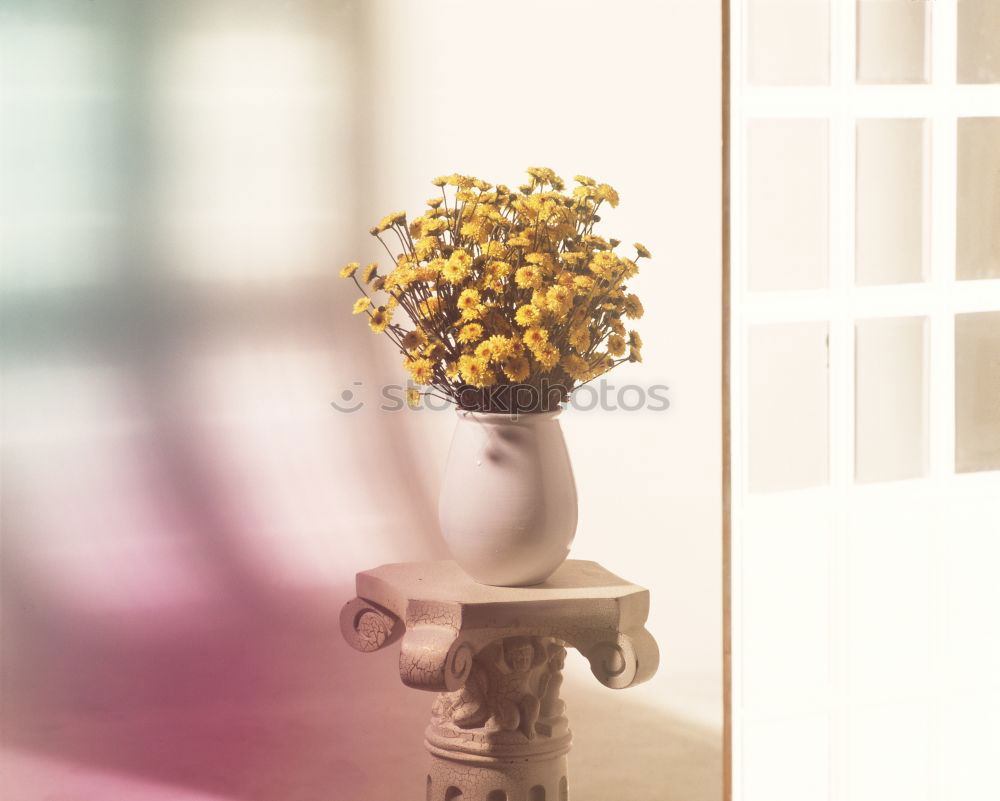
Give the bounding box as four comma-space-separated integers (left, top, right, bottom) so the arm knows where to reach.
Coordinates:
562, 354, 590, 381
481, 260, 511, 291
583, 234, 611, 250
405, 357, 434, 384
628, 330, 643, 363
568, 325, 590, 351
461, 218, 492, 242
387, 265, 417, 288
423, 217, 448, 235
361, 263, 378, 283
406, 388, 422, 408
546, 285, 573, 315
402, 329, 427, 352
415, 236, 439, 260
634, 242, 652, 259
340, 261, 360, 279
502, 355, 530, 382
623, 293, 644, 319
609, 318, 626, 336
457, 323, 484, 344
523, 326, 549, 351
368, 306, 390, 333
533, 342, 561, 371
515, 304, 542, 327
459, 354, 495, 387
445, 360, 460, 379
573, 275, 594, 293
374, 211, 406, 233
589, 251, 618, 278
515, 265, 542, 289
485, 335, 513, 362
442, 249, 472, 283
479, 241, 503, 259
574, 174, 596, 186
608, 334, 626, 356
457, 288, 481, 311
352, 297, 371, 315
524, 252, 555, 272
596, 183, 619, 207
487, 260, 511, 278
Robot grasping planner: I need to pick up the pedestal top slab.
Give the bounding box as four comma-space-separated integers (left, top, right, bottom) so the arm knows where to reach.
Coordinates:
341, 559, 659, 692
358, 559, 644, 607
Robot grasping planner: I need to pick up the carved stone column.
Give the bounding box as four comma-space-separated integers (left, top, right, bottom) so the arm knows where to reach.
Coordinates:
340, 560, 659, 801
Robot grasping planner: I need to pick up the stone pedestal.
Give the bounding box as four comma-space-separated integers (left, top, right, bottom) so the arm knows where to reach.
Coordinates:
340, 560, 659, 801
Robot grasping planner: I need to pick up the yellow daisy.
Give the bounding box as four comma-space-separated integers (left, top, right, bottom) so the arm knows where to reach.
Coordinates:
459, 355, 495, 388
568, 325, 590, 351
405, 357, 434, 385
546, 285, 573, 314
515, 304, 542, 327
442, 249, 472, 283
457, 323, 484, 344
515, 265, 542, 289
623, 293, 644, 319
502, 355, 530, 382
457, 288, 481, 311
523, 326, 549, 352
368, 306, 390, 333
534, 342, 561, 371
376, 210, 406, 232
402, 329, 427, 352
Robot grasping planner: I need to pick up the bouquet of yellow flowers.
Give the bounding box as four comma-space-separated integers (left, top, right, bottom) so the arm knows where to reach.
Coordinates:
340, 167, 649, 414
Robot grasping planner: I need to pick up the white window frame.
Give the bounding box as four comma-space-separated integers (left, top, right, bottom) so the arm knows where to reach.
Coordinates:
728, 2, 1000, 799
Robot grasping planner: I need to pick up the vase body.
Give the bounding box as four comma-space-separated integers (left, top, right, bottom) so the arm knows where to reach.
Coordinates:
438, 410, 577, 587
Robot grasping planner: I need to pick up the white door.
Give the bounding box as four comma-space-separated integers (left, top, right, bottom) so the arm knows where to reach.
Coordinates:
729, 2, 1000, 799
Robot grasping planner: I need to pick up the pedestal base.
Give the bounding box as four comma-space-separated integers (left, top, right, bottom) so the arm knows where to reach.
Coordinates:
426, 752, 568, 801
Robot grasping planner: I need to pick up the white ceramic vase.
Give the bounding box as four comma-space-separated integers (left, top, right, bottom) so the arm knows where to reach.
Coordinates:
438, 410, 578, 587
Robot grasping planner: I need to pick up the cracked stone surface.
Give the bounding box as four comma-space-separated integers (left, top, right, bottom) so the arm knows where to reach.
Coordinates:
340, 560, 659, 801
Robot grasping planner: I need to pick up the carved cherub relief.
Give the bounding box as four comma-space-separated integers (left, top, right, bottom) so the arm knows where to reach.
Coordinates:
431, 636, 564, 741
490, 637, 548, 739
